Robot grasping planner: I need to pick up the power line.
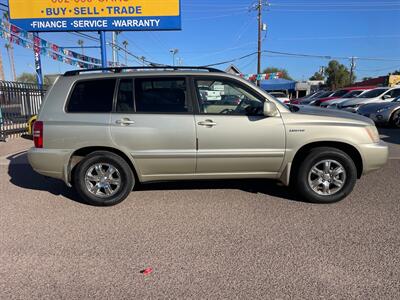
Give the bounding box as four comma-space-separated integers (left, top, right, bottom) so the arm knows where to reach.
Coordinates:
203, 49, 400, 67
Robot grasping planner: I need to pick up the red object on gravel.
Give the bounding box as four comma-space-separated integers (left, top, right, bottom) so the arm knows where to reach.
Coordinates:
141, 268, 153, 275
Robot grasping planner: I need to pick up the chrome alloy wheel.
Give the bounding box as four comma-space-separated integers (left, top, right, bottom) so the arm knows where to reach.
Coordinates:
85, 163, 122, 198
307, 160, 347, 196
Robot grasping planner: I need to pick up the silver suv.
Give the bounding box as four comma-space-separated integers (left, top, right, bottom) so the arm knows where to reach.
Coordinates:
28, 67, 388, 206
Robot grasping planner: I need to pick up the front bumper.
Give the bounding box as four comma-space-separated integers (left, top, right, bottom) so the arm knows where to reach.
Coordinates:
359, 141, 389, 174
28, 147, 71, 184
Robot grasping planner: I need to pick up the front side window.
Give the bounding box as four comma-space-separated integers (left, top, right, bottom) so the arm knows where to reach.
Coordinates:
195, 79, 263, 115
67, 79, 116, 113
388, 89, 400, 98
134, 78, 189, 113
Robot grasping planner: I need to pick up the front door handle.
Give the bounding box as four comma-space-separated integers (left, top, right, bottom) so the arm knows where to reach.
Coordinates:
116, 118, 135, 126
198, 120, 217, 127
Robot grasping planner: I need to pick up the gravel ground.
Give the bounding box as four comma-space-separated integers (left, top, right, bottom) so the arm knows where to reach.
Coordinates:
0, 130, 399, 299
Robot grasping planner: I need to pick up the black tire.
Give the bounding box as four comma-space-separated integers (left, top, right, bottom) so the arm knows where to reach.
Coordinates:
73, 151, 135, 206
293, 147, 357, 204
390, 110, 400, 129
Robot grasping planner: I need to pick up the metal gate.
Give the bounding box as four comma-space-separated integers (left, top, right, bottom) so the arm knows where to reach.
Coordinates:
0, 81, 47, 140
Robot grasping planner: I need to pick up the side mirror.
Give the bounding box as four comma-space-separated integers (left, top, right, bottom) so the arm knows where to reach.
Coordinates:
383, 94, 392, 100
263, 101, 278, 117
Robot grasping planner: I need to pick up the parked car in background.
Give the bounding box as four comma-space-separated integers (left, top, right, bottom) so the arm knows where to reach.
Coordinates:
311, 87, 372, 107
339, 87, 400, 112
321, 89, 372, 108
291, 90, 333, 105
357, 97, 400, 128
269, 92, 290, 104
27, 115, 38, 135
321, 90, 370, 108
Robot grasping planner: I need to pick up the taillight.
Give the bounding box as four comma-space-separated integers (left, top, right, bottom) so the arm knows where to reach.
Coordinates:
33, 121, 43, 148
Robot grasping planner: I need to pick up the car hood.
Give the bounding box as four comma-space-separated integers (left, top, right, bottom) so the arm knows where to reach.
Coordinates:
321, 97, 352, 106
358, 102, 400, 114
340, 97, 379, 107
294, 105, 373, 125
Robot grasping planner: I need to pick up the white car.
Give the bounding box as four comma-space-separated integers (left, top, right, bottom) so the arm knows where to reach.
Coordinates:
269, 92, 290, 104
339, 87, 400, 112
324, 90, 372, 109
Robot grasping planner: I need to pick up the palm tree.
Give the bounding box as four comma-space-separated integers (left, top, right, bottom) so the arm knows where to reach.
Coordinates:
5, 43, 16, 81
122, 40, 128, 66
0, 46, 5, 81
77, 39, 84, 55
3, 12, 16, 81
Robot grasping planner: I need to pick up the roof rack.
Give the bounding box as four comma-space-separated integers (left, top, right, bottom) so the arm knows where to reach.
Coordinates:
64, 66, 224, 76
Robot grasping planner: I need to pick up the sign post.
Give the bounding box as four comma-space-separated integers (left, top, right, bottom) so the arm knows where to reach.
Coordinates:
99, 31, 107, 69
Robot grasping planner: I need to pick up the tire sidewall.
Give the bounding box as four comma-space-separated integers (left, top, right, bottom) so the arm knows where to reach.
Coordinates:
391, 110, 400, 128
295, 149, 357, 203
74, 152, 134, 206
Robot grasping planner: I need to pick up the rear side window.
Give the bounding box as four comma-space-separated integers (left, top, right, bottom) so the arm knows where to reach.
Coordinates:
116, 79, 134, 113
67, 79, 116, 113
134, 78, 189, 113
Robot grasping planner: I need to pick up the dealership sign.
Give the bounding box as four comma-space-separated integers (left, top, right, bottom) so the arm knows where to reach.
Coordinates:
8, 0, 181, 32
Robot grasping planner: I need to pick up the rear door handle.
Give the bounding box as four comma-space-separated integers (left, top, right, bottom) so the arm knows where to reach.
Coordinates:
198, 120, 217, 127
116, 118, 135, 126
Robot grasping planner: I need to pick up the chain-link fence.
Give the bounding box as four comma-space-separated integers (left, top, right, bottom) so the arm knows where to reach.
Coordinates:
0, 81, 47, 141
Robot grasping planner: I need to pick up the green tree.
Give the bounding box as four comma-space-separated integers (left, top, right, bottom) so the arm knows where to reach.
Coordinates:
17, 72, 37, 83
17, 73, 51, 85
263, 67, 292, 80
309, 72, 324, 81
324, 60, 354, 90
392, 70, 400, 75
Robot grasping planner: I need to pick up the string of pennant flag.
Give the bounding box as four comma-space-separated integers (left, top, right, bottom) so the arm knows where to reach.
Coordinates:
0, 19, 285, 77
0, 21, 121, 69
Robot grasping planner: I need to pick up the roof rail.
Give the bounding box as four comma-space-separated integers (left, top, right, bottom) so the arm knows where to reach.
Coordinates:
64, 66, 224, 76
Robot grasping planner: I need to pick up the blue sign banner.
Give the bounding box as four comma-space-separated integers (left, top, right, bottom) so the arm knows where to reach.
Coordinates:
8, 0, 181, 32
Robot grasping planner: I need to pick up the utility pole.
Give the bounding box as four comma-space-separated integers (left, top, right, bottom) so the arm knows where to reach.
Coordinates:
350, 57, 356, 84
257, 0, 262, 86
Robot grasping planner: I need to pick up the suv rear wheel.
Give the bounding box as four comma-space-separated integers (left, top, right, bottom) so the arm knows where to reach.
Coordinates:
74, 151, 135, 206
293, 147, 357, 203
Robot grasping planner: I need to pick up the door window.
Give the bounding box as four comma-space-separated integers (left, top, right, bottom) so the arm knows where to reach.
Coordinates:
389, 89, 400, 98
134, 78, 190, 113
195, 79, 263, 115
67, 79, 116, 113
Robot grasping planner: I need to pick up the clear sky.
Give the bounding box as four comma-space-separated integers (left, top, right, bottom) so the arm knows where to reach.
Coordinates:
1, 0, 400, 81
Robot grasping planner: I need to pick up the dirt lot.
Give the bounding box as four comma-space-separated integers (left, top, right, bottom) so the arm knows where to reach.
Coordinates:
1, 131, 399, 299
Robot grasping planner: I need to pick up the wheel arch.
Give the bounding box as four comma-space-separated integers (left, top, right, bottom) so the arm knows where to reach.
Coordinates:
67, 146, 140, 184
289, 141, 363, 185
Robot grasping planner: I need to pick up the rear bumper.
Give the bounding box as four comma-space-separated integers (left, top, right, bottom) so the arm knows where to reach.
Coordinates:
359, 141, 389, 174
28, 147, 71, 184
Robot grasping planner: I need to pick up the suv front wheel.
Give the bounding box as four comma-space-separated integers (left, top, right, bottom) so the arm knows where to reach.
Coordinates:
293, 147, 357, 203
74, 151, 135, 206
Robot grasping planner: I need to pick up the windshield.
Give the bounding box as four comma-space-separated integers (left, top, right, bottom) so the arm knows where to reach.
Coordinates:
316, 91, 333, 98
342, 90, 363, 98
331, 90, 350, 97
358, 89, 388, 98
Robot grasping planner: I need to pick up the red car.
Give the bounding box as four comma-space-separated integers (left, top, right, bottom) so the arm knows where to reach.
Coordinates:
311, 87, 374, 106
